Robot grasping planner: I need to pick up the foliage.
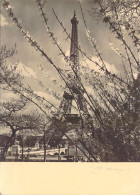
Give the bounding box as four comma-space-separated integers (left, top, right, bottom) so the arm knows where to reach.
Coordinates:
1, 0, 140, 161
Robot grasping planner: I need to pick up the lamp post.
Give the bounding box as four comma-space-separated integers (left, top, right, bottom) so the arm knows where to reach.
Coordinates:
58, 144, 61, 162
21, 130, 24, 162
43, 127, 46, 162
75, 144, 78, 161
67, 144, 70, 162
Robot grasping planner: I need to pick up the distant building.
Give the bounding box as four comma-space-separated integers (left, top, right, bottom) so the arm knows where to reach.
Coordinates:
11, 140, 20, 155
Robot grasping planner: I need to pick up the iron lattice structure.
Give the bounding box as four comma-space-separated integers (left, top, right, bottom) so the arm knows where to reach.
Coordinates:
58, 11, 89, 117
47, 12, 91, 147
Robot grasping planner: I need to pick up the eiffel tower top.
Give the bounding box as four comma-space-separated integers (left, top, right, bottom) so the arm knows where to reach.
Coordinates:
71, 11, 79, 24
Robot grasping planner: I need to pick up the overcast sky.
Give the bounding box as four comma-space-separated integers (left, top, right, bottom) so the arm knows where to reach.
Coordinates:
1, 0, 124, 76
1, 0, 138, 135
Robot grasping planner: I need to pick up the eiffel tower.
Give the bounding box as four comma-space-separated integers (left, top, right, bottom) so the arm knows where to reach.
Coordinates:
48, 11, 91, 147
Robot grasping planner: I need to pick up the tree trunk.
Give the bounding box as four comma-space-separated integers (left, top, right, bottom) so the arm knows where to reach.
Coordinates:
1, 131, 16, 161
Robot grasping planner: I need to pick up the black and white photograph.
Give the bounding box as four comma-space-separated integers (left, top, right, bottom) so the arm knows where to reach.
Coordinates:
0, 0, 140, 163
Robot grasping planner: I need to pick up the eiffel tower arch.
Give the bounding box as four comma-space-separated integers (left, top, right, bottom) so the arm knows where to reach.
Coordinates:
47, 12, 93, 151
